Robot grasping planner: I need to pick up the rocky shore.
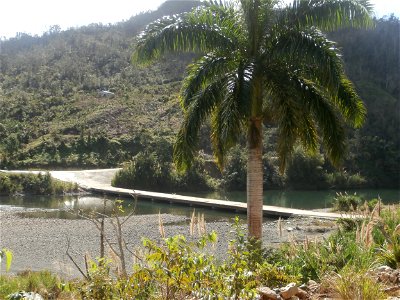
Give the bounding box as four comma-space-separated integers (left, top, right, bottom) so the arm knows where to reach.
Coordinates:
0, 210, 336, 278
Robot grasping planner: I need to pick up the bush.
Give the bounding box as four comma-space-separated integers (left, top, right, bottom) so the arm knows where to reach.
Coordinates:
77, 219, 294, 299
333, 192, 363, 212
285, 148, 328, 190
326, 171, 367, 189
0, 270, 72, 300
322, 266, 386, 300
0, 172, 78, 196
112, 151, 215, 192
270, 229, 375, 282
221, 147, 284, 191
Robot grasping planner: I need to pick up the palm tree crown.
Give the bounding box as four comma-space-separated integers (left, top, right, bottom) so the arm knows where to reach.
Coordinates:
133, 0, 373, 239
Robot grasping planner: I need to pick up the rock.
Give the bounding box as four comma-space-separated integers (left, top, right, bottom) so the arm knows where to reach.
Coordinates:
299, 283, 307, 290
280, 283, 298, 300
376, 265, 393, 273
257, 287, 279, 300
295, 288, 309, 299
287, 227, 294, 232
306, 280, 319, 293
390, 272, 398, 283
380, 271, 391, 282
307, 280, 317, 286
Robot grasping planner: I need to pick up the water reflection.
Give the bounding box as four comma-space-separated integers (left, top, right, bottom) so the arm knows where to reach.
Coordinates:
0, 188, 398, 220
0, 194, 236, 220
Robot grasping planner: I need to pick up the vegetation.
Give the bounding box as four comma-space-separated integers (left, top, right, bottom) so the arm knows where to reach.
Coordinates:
0, 270, 75, 300
0, 1, 398, 192
2, 204, 400, 299
112, 149, 215, 193
133, 0, 372, 238
0, 248, 12, 272
0, 172, 78, 196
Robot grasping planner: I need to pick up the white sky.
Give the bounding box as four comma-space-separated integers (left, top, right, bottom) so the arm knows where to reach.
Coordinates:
1, 0, 399, 39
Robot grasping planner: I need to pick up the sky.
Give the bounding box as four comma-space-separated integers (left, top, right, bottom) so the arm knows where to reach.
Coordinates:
1, 0, 399, 39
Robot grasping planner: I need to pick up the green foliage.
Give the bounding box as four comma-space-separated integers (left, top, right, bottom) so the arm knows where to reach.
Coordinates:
325, 171, 367, 189
333, 192, 363, 211
0, 248, 12, 272
286, 148, 328, 190
221, 146, 284, 191
271, 229, 375, 282
75, 219, 294, 299
78, 259, 115, 300
323, 266, 386, 300
0, 270, 72, 300
0, 172, 78, 196
373, 207, 400, 268
112, 150, 215, 192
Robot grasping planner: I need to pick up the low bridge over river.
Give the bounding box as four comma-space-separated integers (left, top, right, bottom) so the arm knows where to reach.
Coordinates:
2, 169, 354, 219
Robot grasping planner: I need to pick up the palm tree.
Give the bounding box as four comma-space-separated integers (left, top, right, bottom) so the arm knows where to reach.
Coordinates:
133, 0, 373, 240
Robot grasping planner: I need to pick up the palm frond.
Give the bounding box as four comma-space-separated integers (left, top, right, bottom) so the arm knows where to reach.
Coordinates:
282, 0, 374, 31
336, 76, 366, 127
174, 78, 227, 171
294, 77, 347, 166
181, 53, 237, 107
211, 65, 253, 167
268, 26, 344, 93
133, 3, 242, 64
264, 65, 346, 169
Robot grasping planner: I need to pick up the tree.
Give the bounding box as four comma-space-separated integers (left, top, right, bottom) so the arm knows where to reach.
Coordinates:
133, 0, 373, 240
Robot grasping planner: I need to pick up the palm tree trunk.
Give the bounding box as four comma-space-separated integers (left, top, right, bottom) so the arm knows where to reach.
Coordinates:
247, 117, 263, 240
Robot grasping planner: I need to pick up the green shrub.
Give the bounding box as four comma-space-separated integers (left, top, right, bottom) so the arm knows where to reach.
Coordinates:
0, 172, 78, 196
326, 171, 367, 189
221, 147, 284, 191
0, 248, 12, 272
270, 229, 375, 282
0, 270, 72, 300
77, 219, 295, 299
112, 151, 215, 192
333, 192, 363, 212
285, 148, 328, 190
323, 266, 386, 300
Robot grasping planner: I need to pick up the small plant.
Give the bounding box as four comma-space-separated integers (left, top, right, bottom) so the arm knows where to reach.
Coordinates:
0, 248, 12, 272
322, 266, 386, 300
0, 270, 72, 300
333, 192, 362, 212
373, 206, 400, 268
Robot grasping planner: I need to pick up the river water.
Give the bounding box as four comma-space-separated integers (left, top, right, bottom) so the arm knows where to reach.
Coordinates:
0, 189, 398, 220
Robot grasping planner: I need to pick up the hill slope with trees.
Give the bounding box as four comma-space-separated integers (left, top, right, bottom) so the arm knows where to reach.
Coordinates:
0, 1, 398, 189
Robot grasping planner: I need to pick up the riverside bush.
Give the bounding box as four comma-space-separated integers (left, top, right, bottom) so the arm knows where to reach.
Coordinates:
0, 270, 72, 300
112, 151, 214, 192
271, 229, 375, 282
326, 171, 367, 189
333, 192, 362, 211
0, 172, 78, 196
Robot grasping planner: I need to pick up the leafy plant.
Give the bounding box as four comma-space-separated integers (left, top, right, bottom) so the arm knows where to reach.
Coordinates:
0, 248, 12, 272
322, 266, 386, 300
333, 192, 363, 211
0, 271, 71, 300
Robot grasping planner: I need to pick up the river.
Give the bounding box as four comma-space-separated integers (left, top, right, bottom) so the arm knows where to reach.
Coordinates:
0, 188, 398, 220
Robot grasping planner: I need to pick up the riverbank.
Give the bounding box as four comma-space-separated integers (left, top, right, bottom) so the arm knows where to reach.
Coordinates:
0, 210, 336, 278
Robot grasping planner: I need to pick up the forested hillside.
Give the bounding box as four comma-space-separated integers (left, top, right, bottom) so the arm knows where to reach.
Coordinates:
0, 1, 398, 189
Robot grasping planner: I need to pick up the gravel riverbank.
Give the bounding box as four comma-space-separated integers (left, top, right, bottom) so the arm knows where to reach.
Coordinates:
0, 210, 337, 278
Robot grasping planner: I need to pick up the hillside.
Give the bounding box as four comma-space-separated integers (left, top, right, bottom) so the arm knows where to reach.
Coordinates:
0, 2, 398, 188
